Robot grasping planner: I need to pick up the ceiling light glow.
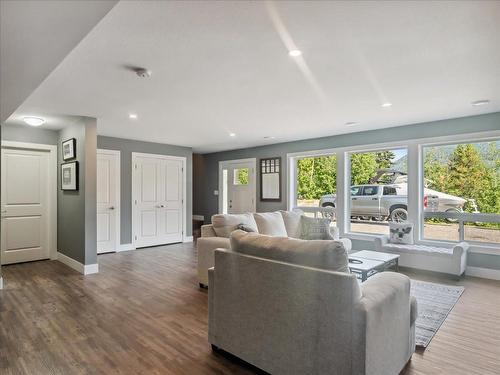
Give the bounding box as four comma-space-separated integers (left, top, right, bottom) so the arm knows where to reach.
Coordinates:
263, 136, 275, 140
229, 132, 236, 137
23, 117, 45, 126
129, 113, 138, 119
471, 100, 490, 106
288, 49, 302, 57
381, 102, 392, 108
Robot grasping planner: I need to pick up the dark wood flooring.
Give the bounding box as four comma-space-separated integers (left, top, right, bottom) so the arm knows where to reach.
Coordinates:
0, 243, 499, 374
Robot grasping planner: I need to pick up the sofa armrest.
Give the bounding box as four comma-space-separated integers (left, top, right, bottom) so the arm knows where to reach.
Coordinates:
208, 267, 216, 342
353, 272, 414, 374
373, 235, 389, 251
197, 237, 231, 286
201, 224, 217, 237
453, 241, 469, 256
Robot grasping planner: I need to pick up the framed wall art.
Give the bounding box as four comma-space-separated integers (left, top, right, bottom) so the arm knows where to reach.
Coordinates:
62, 138, 76, 160
61, 161, 79, 191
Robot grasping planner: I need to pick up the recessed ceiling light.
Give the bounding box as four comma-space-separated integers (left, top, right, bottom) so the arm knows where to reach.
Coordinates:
263, 136, 275, 140
288, 49, 302, 57
229, 132, 236, 137
381, 102, 392, 108
129, 113, 138, 119
345, 122, 358, 127
23, 116, 45, 126
471, 99, 490, 106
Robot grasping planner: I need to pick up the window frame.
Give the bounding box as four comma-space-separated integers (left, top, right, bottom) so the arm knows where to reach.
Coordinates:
287, 129, 500, 255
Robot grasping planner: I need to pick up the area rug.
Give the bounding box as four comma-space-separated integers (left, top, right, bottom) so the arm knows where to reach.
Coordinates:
410, 280, 464, 348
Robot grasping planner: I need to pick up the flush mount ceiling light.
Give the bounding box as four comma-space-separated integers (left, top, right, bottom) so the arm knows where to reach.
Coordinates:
381, 102, 392, 108
345, 122, 358, 127
263, 136, 275, 140
135, 68, 152, 78
23, 116, 45, 126
288, 49, 302, 57
229, 132, 236, 137
471, 99, 490, 106
129, 113, 138, 119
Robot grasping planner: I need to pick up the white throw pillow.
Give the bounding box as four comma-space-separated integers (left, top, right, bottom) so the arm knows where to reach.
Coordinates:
211, 213, 258, 238
389, 222, 414, 245
279, 210, 304, 238
299, 216, 335, 240
253, 212, 288, 236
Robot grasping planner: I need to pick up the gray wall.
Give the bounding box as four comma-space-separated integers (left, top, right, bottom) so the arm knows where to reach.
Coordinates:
195, 112, 500, 270
58, 119, 97, 265
97, 136, 193, 244
2, 123, 59, 145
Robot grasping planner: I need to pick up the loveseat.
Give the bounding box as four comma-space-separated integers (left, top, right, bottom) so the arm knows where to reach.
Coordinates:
197, 210, 349, 287
208, 230, 417, 375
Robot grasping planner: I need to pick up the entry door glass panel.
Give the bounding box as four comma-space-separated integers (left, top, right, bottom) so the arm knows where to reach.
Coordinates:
1, 148, 50, 264
224, 162, 255, 214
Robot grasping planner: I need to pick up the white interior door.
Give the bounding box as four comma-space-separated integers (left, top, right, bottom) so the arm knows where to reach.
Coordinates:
97, 150, 120, 254
220, 160, 256, 214
1, 148, 50, 264
133, 153, 184, 248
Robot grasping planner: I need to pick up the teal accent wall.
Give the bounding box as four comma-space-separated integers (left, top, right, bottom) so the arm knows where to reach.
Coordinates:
194, 112, 500, 271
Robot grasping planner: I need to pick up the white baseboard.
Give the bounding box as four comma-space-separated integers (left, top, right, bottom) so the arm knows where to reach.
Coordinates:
183, 236, 194, 243
466, 266, 500, 281
57, 252, 99, 275
117, 243, 136, 252
0, 276, 3, 290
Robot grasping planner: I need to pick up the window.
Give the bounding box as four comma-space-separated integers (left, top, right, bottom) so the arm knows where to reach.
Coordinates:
422, 140, 500, 245
348, 148, 408, 235
233, 168, 249, 185
295, 154, 337, 221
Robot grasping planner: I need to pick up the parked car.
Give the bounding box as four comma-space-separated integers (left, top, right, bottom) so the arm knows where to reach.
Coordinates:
319, 169, 470, 222
319, 184, 439, 222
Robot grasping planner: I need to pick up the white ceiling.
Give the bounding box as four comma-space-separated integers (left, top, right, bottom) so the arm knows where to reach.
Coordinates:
7, 0, 500, 153
0, 0, 117, 123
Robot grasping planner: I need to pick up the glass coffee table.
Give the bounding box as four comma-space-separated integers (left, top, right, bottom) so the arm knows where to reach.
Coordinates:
348, 250, 400, 282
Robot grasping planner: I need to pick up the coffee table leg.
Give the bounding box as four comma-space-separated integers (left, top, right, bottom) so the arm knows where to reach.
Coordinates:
362, 271, 367, 282
395, 259, 399, 272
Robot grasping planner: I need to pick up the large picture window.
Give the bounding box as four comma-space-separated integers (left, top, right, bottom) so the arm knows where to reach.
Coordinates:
422, 140, 500, 244
347, 148, 408, 235
295, 154, 337, 222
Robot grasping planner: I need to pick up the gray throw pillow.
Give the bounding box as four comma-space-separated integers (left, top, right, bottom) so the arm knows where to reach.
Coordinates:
237, 223, 257, 233
299, 216, 334, 240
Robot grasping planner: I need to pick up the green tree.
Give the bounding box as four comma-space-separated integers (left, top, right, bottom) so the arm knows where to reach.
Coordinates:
375, 150, 396, 169
350, 152, 378, 185
297, 156, 337, 200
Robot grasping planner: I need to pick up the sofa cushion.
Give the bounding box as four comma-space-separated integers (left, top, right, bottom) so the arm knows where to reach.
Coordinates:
253, 212, 288, 236
230, 230, 350, 273
300, 216, 334, 240
279, 210, 303, 238
211, 213, 258, 238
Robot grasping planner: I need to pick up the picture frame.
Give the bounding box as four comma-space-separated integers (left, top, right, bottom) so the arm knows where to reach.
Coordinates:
62, 138, 76, 160
61, 161, 79, 191
260, 157, 281, 202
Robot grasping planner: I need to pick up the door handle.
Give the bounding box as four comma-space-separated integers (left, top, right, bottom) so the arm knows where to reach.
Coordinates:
352, 198, 358, 201
156, 204, 165, 208
109, 206, 115, 210
371, 198, 377, 200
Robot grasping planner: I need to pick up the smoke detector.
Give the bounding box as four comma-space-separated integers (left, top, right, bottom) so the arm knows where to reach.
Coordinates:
135, 68, 152, 78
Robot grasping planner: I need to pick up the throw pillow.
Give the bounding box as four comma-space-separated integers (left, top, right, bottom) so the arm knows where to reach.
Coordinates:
237, 223, 257, 233
211, 213, 258, 238
299, 216, 334, 240
389, 222, 414, 244
279, 209, 304, 238
253, 212, 288, 236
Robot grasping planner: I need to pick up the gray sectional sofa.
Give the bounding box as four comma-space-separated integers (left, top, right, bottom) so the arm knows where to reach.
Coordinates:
208, 230, 417, 375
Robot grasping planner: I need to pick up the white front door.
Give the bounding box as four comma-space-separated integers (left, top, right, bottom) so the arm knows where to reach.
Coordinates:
97, 150, 120, 254
220, 160, 256, 214
1, 148, 50, 264
133, 153, 184, 248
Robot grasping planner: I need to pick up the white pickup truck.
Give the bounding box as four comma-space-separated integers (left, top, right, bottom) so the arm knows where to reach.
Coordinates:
319, 184, 439, 222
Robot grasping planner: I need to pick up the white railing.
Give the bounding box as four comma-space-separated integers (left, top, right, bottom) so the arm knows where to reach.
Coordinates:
423, 212, 500, 242
295, 206, 336, 219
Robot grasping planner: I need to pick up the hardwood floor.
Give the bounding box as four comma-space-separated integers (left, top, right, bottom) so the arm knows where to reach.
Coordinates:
0, 243, 499, 374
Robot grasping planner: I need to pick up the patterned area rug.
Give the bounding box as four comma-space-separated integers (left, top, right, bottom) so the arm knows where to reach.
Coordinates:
410, 280, 465, 348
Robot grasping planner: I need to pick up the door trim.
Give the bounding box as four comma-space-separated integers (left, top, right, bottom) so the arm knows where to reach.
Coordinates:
131, 152, 187, 248
218, 158, 257, 214
1, 140, 57, 262
97, 149, 121, 253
